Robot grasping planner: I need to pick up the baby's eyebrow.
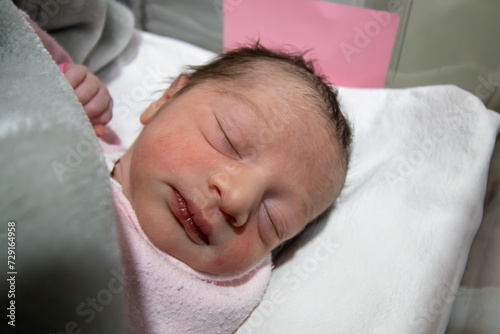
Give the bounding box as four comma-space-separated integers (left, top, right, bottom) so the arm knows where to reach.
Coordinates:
213, 88, 263, 118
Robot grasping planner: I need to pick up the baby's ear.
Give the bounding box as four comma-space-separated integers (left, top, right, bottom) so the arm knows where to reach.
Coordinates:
140, 73, 189, 125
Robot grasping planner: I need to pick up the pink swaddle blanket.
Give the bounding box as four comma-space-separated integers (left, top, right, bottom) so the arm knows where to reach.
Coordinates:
100, 137, 272, 333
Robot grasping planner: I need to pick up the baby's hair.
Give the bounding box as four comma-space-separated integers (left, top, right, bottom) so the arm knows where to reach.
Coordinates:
175, 42, 352, 173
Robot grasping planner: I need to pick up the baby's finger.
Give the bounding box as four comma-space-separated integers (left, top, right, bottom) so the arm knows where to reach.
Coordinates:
85, 88, 113, 123
89, 103, 113, 126
74, 73, 100, 106
63, 64, 87, 89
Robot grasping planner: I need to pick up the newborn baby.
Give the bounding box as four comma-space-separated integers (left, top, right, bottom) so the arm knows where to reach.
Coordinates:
105, 45, 352, 333
112, 45, 352, 276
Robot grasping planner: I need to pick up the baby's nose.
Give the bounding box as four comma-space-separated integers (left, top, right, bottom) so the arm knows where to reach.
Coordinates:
209, 167, 266, 228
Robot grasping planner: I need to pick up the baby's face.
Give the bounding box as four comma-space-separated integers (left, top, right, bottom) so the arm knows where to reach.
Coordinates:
116, 78, 341, 276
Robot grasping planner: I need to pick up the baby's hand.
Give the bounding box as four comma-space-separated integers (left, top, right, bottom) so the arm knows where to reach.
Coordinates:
62, 63, 113, 136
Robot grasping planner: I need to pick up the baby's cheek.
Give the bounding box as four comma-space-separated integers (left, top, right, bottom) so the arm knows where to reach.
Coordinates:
215, 237, 262, 273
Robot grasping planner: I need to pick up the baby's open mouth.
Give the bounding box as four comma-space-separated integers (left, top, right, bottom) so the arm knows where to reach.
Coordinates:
173, 189, 209, 245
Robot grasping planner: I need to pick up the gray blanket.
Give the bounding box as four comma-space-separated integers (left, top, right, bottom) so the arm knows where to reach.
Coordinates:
14, 0, 135, 72
0, 1, 126, 332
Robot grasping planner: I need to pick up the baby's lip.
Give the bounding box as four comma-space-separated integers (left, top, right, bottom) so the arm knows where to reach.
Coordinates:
172, 188, 212, 245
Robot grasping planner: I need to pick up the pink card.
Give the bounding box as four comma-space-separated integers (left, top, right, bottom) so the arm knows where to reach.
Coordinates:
223, 0, 400, 88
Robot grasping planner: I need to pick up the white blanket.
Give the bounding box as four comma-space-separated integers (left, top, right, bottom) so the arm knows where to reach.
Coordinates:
100, 30, 500, 333
238, 86, 499, 334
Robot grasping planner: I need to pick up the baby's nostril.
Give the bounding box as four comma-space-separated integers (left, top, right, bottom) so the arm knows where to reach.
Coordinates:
213, 185, 221, 197
223, 212, 238, 227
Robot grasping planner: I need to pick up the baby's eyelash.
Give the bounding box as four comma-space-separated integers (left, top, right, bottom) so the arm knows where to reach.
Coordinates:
215, 116, 241, 158
221, 132, 235, 153
264, 203, 283, 240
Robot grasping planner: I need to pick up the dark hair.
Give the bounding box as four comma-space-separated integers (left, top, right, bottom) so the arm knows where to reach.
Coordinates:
176, 43, 352, 172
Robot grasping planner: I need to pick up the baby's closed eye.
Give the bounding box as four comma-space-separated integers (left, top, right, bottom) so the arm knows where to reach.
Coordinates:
258, 202, 284, 244
215, 114, 241, 159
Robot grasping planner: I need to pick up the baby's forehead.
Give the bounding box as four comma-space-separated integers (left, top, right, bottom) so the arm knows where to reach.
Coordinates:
214, 77, 338, 166
215, 83, 314, 135
195, 60, 334, 148
224, 76, 326, 129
